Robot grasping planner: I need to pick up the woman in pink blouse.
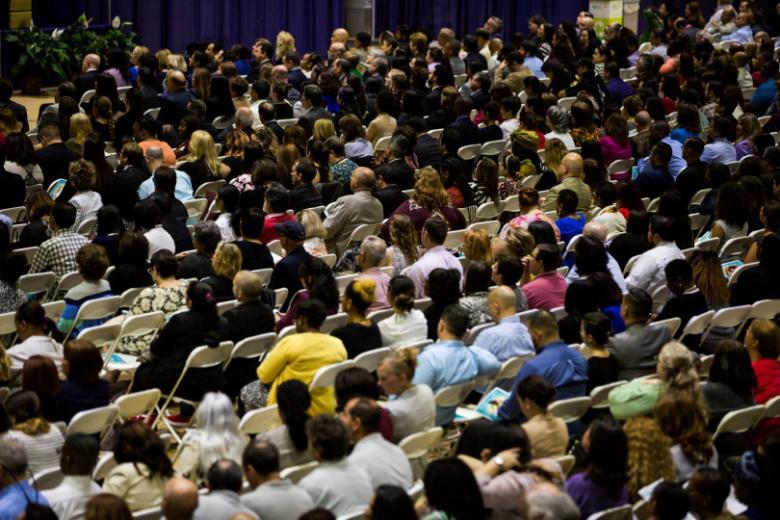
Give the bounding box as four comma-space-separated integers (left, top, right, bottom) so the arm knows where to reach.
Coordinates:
599, 114, 632, 182
500, 188, 560, 241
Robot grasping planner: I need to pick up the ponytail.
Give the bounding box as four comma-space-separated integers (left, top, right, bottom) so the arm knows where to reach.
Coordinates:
389, 275, 415, 313
276, 380, 311, 452
187, 282, 220, 347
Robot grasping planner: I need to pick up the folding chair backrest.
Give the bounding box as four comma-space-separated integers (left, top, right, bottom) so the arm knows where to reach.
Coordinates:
468, 220, 501, 236
479, 139, 506, 157
749, 299, 780, 320
321, 253, 337, 268
131, 506, 163, 520
42, 300, 65, 322
310, 360, 355, 390
66, 296, 122, 338
399, 426, 444, 460
762, 395, 780, 420
76, 323, 121, 350
280, 461, 319, 484
66, 405, 120, 437
699, 355, 714, 379
502, 195, 520, 212
55, 271, 84, 296
93, 452, 117, 481
1, 206, 26, 223
694, 237, 721, 253
119, 286, 147, 308
115, 389, 162, 419
348, 222, 379, 244
185, 342, 233, 371
457, 143, 481, 161
708, 305, 751, 330
650, 317, 681, 337
397, 339, 433, 351
713, 405, 766, 439
367, 308, 394, 323
680, 310, 715, 338
607, 158, 634, 175
267, 240, 284, 257
587, 505, 633, 520
463, 322, 495, 345
719, 236, 753, 260
444, 229, 466, 249
413, 298, 432, 311
336, 273, 359, 295
193, 179, 226, 198
321, 313, 348, 333
434, 380, 476, 408
0, 311, 17, 336
374, 135, 392, 154
227, 332, 277, 367
274, 288, 288, 309
548, 396, 592, 423
517, 309, 540, 326
238, 404, 282, 435
354, 347, 391, 372
252, 268, 273, 286
589, 381, 627, 409
553, 454, 576, 476
30, 467, 64, 491
475, 201, 499, 221
217, 300, 237, 316
17, 272, 56, 300
76, 216, 98, 236
483, 354, 533, 394
622, 254, 641, 277
689, 188, 711, 206
728, 262, 759, 288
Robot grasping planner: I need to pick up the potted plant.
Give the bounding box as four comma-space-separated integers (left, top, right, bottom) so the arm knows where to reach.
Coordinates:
102, 15, 137, 53
5, 21, 69, 94
60, 14, 104, 80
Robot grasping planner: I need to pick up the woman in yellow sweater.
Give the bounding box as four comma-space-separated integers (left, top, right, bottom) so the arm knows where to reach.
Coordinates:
256, 298, 347, 415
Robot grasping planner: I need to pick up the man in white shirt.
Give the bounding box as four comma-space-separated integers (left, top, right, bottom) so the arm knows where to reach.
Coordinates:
241, 440, 314, 520
499, 97, 521, 140
193, 460, 257, 520
299, 415, 373, 516
472, 286, 535, 361
625, 214, 684, 295
135, 198, 176, 260
341, 397, 413, 490
721, 12, 753, 44
403, 217, 464, 298
42, 433, 101, 520
8, 301, 64, 370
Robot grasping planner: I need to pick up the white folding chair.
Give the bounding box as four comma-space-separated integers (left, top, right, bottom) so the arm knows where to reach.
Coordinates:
550, 306, 567, 321
694, 237, 721, 253
63, 296, 122, 339
273, 288, 288, 309
463, 322, 495, 346
483, 354, 533, 395
548, 396, 592, 423
277, 118, 298, 129
114, 389, 162, 420
193, 179, 226, 198
321, 313, 349, 333
502, 195, 520, 212
143, 107, 160, 119
699, 354, 715, 380
182, 198, 208, 219
399, 426, 444, 479
689, 188, 711, 206
0, 206, 26, 223
76, 216, 98, 236
79, 89, 96, 106
434, 380, 476, 410
267, 240, 284, 257
475, 201, 500, 221
457, 143, 482, 161
761, 395, 780, 420
132, 506, 163, 520
279, 461, 319, 484
224, 332, 277, 370
397, 339, 433, 351
17, 271, 57, 300
646, 198, 661, 212
444, 229, 466, 249
587, 504, 633, 520
13, 246, 39, 265
152, 342, 233, 442
119, 286, 147, 308
76, 322, 121, 350
650, 285, 671, 313
252, 268, 273, 286
42, 300, 66, 323
105, 311, 166, 368
681, 246, 699, 260
321, 253, 337, 268
719, 236, 753, 260
622, 254, 641, 277
589, 381, 627, 409
347, 222, 380, 245
309, 360, 356, 390
374, 135, 392, 154
737, 299, 780, 336
713, 405, 766, 440
478, 139, 507, 158
30, 467, 64, 491
607, 158, 634, 178
367, 308, 394, 323
557, 96, 577, 111
54, 271, 84, 299
65, 405, 120, 438
553, 454, 577, 476
467, 220, 500, 236
427, 128, 443, 140
216, 299, 238, 316
239, 404, 282, 435
92, 452, 117, 482
650, 317, 682, 337
701, 305, 751, 342
689, 213, 710, 236
517, 309, 540, 326
353, 347, 391, 372
678, 310, 715, 346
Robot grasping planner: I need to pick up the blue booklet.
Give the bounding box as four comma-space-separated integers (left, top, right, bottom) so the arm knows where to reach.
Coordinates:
474, 387, 511, 421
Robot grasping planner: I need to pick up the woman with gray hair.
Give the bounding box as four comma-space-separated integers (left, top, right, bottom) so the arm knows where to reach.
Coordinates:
544, 105, 575, 149
172, 392, 247, 484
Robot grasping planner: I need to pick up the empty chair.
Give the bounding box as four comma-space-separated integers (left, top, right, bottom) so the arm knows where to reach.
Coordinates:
114, 389, 162, 420
457, 144, 482, 161
548, 396, 592, 423
17, 272, 57, 301
193, 179, 225, 198
399, 426, 444, 479
65, 405, 120, 437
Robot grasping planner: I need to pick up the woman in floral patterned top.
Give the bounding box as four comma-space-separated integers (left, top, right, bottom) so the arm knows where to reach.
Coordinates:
0, 251, 27, 314
117, 250, 188, 356
569, 101, 601, 147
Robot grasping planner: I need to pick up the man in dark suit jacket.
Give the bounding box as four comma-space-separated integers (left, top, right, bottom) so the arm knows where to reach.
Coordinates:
34, 124, 80, 189
447, 96, 480, 148
373, 171, 409, 218
284, 52, 307, 93
157, 71, 194, 126
258, 102, 284, 142
375, 134, 415, 190
0, 79, 28, 133
268, 221, 311, 311
297, 85, 333, 137
290, 159, 324, 212
74, 54, 101, 99
409, 118, 442, 168
0, 164, 25, 210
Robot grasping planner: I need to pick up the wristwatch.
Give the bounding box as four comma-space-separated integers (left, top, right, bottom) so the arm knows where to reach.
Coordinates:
492, 455, 505, 470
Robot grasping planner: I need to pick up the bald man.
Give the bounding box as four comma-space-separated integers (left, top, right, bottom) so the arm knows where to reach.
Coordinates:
322, 167, 384, 255
159, 70, 194, 126
75, 54, 101, 97
541, 153, 592, 212
162, 477, 199, 520
472, 286, 535, 361
331, 28, 349, 44
564, 221, 628, 293
224, 270, 275, 344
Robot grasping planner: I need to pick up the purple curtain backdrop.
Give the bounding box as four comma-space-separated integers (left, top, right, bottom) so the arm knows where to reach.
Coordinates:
31, 0, 344, 55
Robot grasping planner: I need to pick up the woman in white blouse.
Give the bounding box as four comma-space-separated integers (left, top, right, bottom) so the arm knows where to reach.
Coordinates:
378, 275, 427, 349
3, 390, 64, 474
68, 160, 103, 230
377, 349, 436, 443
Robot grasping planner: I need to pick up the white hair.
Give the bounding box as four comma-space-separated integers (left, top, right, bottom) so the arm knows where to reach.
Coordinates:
360, 235, 387, 266
186, 392, 246, 477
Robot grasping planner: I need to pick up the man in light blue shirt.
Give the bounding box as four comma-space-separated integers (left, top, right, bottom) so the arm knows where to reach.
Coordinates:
413, 304, 501, 425
636, 122, 686, 178
0, 439, 49, 520
520, 42, 546, 80
472, 286, 534, 361
700, 117, 737, 164
138, 146, 194, 201
721, 13, 753, 44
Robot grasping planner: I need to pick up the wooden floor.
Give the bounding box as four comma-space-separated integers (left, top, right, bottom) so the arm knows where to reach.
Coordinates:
17, 93, 55, 131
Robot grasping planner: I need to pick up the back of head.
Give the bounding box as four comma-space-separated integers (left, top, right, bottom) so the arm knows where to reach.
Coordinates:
62, 432, 99, 476
623, 288, 652, 322
297, 298, 328, 329
308, 414, 350, 461
206, 459, 243, 493
371, 485, 417, 520
85, 493, 133, 520
422, 217, 448, 245
193, 220, 221, 255
335, 367, 378, 410
525, 485, 581, 520
0, 438, 27, 478
52, 201, 77, 230
527, 309, 559, 339
651, 480, 690, 520
517, 374, 556, 411
424, 458, 486, 520
749, 319, 780, 359
243, 440, 280, 477
440, 304, 470, 339
346, 396, 382, 435
276, 380, 311, 451
162, 476, 199, 520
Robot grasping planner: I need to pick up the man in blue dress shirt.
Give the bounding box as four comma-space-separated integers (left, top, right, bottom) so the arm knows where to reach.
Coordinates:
701, 117, 737, 164
413, 304, 501, 425
0, 439, 49, 520
472, 286, 535, 361
498, 310, 588, 420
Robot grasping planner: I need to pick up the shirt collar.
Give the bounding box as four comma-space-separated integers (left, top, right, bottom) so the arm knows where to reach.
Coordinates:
436, 339, 466, 349
499, 315, 520, 325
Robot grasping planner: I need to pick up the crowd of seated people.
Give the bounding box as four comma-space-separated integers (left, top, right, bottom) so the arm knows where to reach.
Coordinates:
3, 2, 780, 518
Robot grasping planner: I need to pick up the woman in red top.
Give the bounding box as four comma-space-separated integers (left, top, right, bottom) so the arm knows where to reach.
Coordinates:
260, 182, 297, 244
746, 319, 780, 443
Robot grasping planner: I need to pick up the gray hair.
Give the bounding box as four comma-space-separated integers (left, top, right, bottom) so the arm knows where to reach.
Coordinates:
546, 106, 570, 133
0, 439, 28, 476
190, 393, 247, 476
360, 236, 387, 266
146, 146, 164, 161
526, 489, 580, 520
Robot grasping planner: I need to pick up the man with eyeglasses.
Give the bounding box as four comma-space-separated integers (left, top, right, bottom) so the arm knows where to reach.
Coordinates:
0, 439, 49, 518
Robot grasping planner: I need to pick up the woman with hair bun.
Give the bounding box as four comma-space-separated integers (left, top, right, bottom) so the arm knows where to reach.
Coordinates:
378, 275, 428, 349
331, 278, 382, 358
132, 281, 229, 424
377, 349, 436, 442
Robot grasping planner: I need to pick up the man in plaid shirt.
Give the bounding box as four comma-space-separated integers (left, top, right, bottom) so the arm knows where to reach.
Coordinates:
29, 201, 90, 278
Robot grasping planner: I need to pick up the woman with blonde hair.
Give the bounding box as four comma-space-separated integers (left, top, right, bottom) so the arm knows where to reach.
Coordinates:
66, 113, 94, 153
276, 31, 296, 61
735, 113, 761, 159
331, 278, 383, 358
276, 143, 300, 187
313, 118, 337, 142
380, 167, 466, 237
623, 416, 676, 500
167, 53, 188, 73
542, 138, 567, 181
173, 392, 247, 483
179, 129, 230, 189
377, 348, 436, 441
156, 49, 171, 70
384, 214, 421, 275
4, 390, 64, 474
202, 242, 243, 302
191, 67, 211, 101
299, 208, 328, 256
463, 228, 492, 266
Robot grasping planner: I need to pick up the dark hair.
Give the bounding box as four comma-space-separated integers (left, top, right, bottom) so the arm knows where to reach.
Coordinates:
582, 312, 612, 346
276, 380, 310, 452
426, 268, 462, 304
264, 182, 291, 213
715, 181, 749, 228
690, 467, 730, 516
239, 207, 265, 240
665, 259, 692, 284
651, 480, 690, 520
153, 167, 176, 196
557, 189, 579, 216
626, 209, 650, 236
534, 243, 560, 271
424, 458, 486, 519
463, 261, 491, 295
206, 459, 243, 493
52, 201, 78, 229
299, 256, 339, 311
586, 418, 629, 499
186, 282, 220, 347
650, 214, 676, 242
440, 304, 470, 338
62, 432, 100, 475
133, 199, 162, 230
422, 217, 448, 245
495, 256, 523, 286
517, 374, 556, 410
709, 339, 757, 399
297, 298, 328, 329
308, 414, 350, 461
528, 220, 557, 248
112, 421, 173, 479
371, 485, 417, 520
335, 366, 378, 411
84, 493, 133, 520
242, 440, 280, 476
388, 275, 415, 313
64, 340, 103, 385
148, 249, 177, 278
623, 288, 652, 319
455, 420, 532, 464
346, 397, 382, 434
573, 236, 608, 276
6, 389, 43, 424
118, 232, 149, 266
95, 205, 123, 237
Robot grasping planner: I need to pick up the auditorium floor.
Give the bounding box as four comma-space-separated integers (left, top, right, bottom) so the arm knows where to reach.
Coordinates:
17, 93, 55, 131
